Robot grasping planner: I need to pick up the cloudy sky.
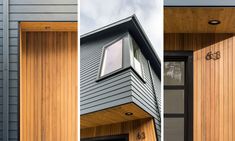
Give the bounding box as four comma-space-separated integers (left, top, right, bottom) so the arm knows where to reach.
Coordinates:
81, 0, 163, 60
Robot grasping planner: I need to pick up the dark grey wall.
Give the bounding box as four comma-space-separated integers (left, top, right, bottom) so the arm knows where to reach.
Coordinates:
4, 0, 77, 140
151, 65, 161, 140
0, 0, 3, 140
81, 32, 133, 115
130, 53, 161, 140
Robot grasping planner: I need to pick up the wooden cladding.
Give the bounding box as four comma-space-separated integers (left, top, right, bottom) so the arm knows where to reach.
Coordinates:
165, 33, 235, 141
164, 8, 235, 33
20, 31, 78, 141
81, 118, 157, 141
20, 22, 78, 32
81, 103, 151, 129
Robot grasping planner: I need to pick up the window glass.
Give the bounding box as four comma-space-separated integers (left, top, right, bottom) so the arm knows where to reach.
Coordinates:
164, 90, 184, 113
164, 61, 184, 85
164, 118, 184, 141
101, 39, 123, 76
132, 38, 143, 76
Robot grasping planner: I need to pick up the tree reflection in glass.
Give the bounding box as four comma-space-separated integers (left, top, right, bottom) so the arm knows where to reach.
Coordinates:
164, 62, 184, 85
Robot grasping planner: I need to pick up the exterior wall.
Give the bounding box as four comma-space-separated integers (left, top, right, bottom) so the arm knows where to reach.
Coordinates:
81, 31, 161, 140
0, 1, 3, 140
165, 33, 235, 141
130, 53, 161, 140
81, 32, 133, 115
81, 118, 157, 141
3, 0, 77, 140
151, 66, 161, 139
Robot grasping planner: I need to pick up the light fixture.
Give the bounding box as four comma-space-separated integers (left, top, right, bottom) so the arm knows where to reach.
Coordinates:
125, 112, 133, 116
208, 19, 221, 25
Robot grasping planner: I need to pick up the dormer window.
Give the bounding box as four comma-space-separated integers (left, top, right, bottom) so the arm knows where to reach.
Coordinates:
100, 39, 123, 77
98, 33, 144, 82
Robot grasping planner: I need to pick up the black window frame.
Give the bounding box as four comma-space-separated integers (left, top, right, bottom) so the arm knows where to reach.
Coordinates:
130, 35, 144, 78
81, 134, 129, 141
97, 34, 126, 80
164, 51, 193, 141
96, 33, 146, 83
128, 34, 146, 83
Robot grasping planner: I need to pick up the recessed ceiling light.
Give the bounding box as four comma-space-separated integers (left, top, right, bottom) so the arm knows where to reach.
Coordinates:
208, 19, 221, 25
125, 112, 133, 116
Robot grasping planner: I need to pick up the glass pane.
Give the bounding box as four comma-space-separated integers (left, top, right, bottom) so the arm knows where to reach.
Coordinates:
134, 58, 142, 76
164, 61, 184, 85
101, 39, 122, 76
164, 90, 184, 114
165, 118, 184, 141
132, 37, 140, 59
132, 37, 143, 77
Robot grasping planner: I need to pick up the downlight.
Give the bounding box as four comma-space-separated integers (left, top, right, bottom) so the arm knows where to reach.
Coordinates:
125, 112, 133, 116
208, 19, 221, 25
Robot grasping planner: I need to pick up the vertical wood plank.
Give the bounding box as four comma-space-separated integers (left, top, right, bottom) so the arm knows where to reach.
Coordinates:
223, 35, 229, 141
233, 34, 235, 141
33, 32, 38, 141
56, 32, 62, 141
38, 32, 42, 141
214, 34, 220, 141
21, 30, 77, 141
26, 32, 31, 141
68, 32, 72, 141
60, 32, 65, 141
72, 32, 78, 141
164, 33, 235, 141
210, 35, 215, 141
228, 36, 233, 141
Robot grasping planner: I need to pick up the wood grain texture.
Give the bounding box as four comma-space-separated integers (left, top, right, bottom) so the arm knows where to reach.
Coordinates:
81, 103, 151, 129
20, 31, 77, 141
165, 33, 235, 141
81, 118, 157, 141
165, 8, 235, 33
20, 22, 77, 32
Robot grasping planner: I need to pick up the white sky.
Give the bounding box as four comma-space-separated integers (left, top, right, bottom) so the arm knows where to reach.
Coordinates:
80, 0, 163, 60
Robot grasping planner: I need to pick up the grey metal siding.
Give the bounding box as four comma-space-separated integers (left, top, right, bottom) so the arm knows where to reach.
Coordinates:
130, 53, 161, 140
0, 0, 3, 140
151, 66, 161, 112
7, 0, 77, 140
81, 32, 133, 115
151, 66, 161, 140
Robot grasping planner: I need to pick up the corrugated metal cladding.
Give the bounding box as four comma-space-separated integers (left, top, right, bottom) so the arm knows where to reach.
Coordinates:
1, 0, 77, 140
81, 31, 161, 140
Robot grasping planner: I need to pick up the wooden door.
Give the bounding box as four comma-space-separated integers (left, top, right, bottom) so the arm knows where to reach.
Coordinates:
20, 30, 77, 141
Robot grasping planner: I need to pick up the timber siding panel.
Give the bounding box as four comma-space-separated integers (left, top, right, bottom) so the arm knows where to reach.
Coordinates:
81, 118, 157, 141
165, 33, 235, 141
20, 32, 77, 141
7, 1, 77, 140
